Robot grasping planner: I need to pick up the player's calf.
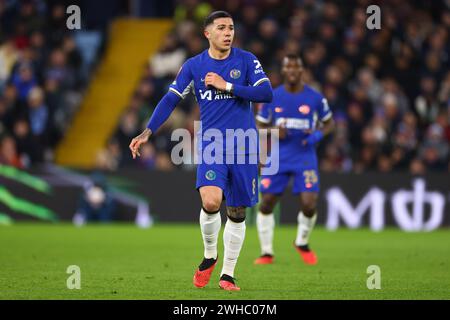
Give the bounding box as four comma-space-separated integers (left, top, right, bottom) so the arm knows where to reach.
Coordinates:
194, 206, 221, 288
195, 186, 223, 288
200, 207, 221, 259
295, 193, 319, 264
220, 206, 246, 287
255, 194, 277, 264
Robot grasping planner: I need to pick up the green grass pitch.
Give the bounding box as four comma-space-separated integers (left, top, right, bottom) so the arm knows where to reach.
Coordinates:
1, 223, 449, 299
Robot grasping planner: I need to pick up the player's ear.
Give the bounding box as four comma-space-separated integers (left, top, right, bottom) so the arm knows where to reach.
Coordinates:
204, 28, 210, 40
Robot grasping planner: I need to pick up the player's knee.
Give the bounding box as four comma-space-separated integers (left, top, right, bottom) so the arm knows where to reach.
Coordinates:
202, 197, 221, 213
260, 194, 278, 214
301, 201, 317, 217
226, 206, 246, 223
259, 201, 274, 214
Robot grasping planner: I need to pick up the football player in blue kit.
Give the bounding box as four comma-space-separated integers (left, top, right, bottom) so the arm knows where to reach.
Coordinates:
254, 54, 334, 265
129, 11, 273, 290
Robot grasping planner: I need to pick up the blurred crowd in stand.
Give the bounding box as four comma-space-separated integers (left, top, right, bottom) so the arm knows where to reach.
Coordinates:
0, 0, 108, 168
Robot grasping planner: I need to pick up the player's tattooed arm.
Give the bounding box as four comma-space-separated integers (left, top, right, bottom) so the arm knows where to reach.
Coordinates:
129, 128, 152, 159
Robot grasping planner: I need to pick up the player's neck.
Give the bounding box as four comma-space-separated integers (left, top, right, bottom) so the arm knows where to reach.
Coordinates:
284, 82, 304, 93
208, 47, 231, 60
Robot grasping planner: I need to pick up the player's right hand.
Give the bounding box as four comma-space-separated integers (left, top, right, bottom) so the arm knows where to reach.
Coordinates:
129, 128, 152, 159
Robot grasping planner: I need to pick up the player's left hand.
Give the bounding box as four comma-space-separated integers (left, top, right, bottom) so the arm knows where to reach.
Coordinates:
129, 128, 152, 159
302, 130, 324, 146
205, 72, 227, 91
